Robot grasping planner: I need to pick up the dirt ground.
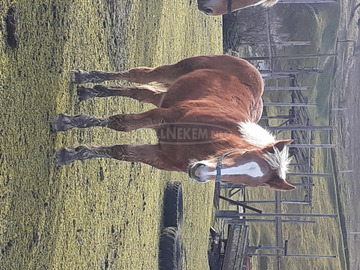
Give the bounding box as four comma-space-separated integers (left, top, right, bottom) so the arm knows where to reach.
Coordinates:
330, 0, 360, 269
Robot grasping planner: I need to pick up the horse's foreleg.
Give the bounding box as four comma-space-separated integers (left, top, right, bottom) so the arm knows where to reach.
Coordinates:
71, 55, 255, 85
56, 144, 177, 171
53, 114, 109, 131
54, 108, 172, 132
71, 57, 208, 85
71, 65, 182, 85
77, 85, 166, 107
107, 108, 170, 131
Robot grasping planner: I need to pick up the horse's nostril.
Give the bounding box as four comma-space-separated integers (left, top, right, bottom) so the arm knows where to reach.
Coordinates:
188, 163, 203, 181
203, 7, 213, 14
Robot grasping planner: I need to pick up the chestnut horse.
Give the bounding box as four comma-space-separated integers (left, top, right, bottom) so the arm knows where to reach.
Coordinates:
54, 55, 295, 190
197, 0, 278, 16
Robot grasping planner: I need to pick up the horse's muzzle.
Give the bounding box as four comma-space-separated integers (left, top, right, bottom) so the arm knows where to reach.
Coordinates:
197, 1, 214, 15
188, 163, 206, 182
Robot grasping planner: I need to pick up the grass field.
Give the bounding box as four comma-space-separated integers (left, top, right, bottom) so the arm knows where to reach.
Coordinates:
0, 1, 222, 269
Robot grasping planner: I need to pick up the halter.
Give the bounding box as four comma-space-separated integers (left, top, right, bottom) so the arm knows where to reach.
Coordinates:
227, 0, 232, 14
215, 149, 244, 182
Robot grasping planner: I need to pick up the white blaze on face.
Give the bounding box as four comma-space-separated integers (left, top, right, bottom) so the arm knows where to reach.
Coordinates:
206, 161, 264, 178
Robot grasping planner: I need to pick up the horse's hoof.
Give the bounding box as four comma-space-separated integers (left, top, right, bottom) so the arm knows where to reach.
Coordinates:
55, 148, 74, 166
77, 86, 96, 102
70, 69, 89, 84
53, 114, 73, 131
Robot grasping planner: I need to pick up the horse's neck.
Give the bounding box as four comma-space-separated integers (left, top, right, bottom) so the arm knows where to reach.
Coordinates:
211, 133, 257, 157
211, 121, 275, 157
238, 121, 275, 147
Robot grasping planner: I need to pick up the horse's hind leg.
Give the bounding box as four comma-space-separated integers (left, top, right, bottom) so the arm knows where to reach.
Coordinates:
77, 85, 166, 107
54, 108, 170, 132
56, 145, 150, 166
56, 144, 176, 171
71, 56, 213, 85
71, 65, 184, 85
53, 114, 109, 131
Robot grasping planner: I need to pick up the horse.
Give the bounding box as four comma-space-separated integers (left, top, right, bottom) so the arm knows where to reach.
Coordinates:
54, 55, 295, 191
197, 0, 278, 15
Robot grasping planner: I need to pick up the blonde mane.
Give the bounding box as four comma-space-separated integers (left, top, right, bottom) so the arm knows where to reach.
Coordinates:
238, 121, 275, 147
263, 147, 292, 179
238, 121, 291, 178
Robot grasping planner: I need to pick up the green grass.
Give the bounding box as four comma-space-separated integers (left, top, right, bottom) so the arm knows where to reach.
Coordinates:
0, 1, 222, 269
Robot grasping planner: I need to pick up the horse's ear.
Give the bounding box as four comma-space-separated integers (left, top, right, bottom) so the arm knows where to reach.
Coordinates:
274, 139, 292, 152
267, 177, 295, 191
267, 139, 292, 153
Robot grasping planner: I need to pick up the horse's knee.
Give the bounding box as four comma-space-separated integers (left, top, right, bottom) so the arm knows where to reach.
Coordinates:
107, 115, 129, 132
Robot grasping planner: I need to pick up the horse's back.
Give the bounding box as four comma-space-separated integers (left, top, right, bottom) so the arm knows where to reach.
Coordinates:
161, 69, 252, 107
172, 55, 263, 99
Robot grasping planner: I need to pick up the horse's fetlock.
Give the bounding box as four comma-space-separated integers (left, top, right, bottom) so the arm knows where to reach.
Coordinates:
93, 85, 107, 91
74, 146, 87, 152
54, 114, 73, 131
70, 70, 105, 84
71, 69, 89, 84
77, 86, 96, 101
55, 147, 75, 166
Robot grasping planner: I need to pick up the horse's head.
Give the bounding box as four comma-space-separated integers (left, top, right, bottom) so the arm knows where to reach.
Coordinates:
197, 0, 278, 16
188, 140, 295, 190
